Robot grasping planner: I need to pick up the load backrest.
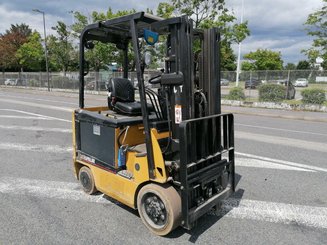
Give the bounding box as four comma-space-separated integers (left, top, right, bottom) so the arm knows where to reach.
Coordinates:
108, 78, 135, 102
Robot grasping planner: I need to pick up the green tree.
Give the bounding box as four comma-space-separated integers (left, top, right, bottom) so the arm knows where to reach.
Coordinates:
157, 3, 175, 18
146, 8, 154, 15
243, 49, 283, 70
221, 44, 237, 71
72, 8, 136, 72
168, 0, 250, 70
16, 31, 44, 71
5, 23, 31, 35
296, 60, 311, 70
171, 0, 249, 43
48, 21, 76, 75
241, 61, 255, 71
284, 63, 296, 70
304, 0, 327, 69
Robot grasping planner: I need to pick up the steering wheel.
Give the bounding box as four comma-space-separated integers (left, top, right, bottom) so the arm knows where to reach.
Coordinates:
148, 74, 161, 84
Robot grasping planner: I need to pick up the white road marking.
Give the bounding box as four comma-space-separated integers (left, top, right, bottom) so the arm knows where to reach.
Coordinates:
212, 198, 327, 229
1, 176, 327, 229
0, 116, 52, 120
0, 93, 77, 105
236, 131, 327, 153
236, 158, 315, 172
0, 98, 72, 112
0, 125, 71, 133
0, 143, 72, 153
0, 177, 110, 204
0, 109, 70, 122
1, 140, 325, 173
236, 123, 327, 137
236, 152, 327, 173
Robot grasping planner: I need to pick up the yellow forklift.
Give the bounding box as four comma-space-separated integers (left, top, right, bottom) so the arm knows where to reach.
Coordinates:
72, 12, 235, 236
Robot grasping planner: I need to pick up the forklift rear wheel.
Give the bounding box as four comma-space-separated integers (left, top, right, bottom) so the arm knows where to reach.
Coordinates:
79, 166, 97, 195
137, 183, 181, 236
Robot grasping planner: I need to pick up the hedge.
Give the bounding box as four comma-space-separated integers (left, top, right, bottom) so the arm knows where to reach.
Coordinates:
301, 88, 326, 105
227, 87, 245, 100
259, 84, 285, 102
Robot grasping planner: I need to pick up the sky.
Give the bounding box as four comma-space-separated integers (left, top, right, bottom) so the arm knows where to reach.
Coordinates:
0, 0, 324, 64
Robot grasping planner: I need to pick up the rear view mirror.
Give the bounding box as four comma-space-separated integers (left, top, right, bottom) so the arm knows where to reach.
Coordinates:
144, 51, 152, 66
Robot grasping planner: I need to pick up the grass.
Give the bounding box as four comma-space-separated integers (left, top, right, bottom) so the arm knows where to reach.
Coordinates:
307, 83, 327, 91
244, 97, 258, 102
228, 81, 245, 88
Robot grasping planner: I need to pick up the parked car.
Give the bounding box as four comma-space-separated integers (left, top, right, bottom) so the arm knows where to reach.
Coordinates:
15, 78, 27, 86
220, 78, 230, 86
4, 79, 17, 86
294, 78, 308, 87
245, 79, 262, 89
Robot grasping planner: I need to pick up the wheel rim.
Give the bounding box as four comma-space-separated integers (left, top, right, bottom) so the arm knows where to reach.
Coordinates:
141, 193, 167, 229
80, 171, 91, 191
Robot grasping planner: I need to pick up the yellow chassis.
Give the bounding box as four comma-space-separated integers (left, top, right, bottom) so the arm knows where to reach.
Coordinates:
72, 107, 170, 209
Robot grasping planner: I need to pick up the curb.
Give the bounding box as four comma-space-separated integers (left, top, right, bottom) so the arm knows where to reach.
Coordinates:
222, 108, 327, 123
222, 100, 327, 113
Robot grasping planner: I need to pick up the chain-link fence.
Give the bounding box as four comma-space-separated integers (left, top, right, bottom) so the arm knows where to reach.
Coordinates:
220, 70, 327, 101
1, 70, 326, 102
221, 69, 327, 83
0, 70, 161, 91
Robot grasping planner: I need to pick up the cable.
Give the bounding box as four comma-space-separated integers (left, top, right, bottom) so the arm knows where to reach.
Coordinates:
162, 88, 172, 154
122, 126, 130, 144
117, 127, 127, 148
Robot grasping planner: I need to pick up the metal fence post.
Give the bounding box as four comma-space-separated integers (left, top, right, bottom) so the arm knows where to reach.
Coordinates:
1, 71, 4, 85
249, 70, 252, 99
286, 70, 291, 99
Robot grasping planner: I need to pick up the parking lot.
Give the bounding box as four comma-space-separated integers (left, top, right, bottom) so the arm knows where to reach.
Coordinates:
0, 88, 327, 244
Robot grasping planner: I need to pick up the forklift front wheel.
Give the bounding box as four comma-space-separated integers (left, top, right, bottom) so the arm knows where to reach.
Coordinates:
79, 166, 97, 195
137, 183, 181, 236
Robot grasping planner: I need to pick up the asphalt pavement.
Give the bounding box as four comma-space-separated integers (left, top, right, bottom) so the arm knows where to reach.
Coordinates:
0, 87, 327, 245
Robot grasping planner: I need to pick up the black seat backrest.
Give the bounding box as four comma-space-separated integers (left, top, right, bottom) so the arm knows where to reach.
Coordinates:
108, 78, 135, 102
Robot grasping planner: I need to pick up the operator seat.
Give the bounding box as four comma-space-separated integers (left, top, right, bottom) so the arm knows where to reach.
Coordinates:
107, 78, 144, 116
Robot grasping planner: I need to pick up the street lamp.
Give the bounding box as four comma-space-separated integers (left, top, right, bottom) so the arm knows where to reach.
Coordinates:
235, 0, 244, 87
33, 9, 50, 92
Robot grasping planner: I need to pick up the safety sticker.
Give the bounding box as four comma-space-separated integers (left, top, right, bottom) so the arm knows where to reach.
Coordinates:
93, 125, 101, 136
80, 154, 95, 164
175, 105, 182, 124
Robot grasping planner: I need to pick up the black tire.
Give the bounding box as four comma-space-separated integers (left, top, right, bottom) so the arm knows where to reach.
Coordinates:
137, 184, 181, 236
79, 166, 97, 195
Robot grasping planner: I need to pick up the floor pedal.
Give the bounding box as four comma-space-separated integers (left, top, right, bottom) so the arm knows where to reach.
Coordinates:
117, 170, 134, 179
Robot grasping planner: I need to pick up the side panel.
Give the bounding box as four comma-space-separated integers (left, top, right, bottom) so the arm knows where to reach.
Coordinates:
79, 121, 116, 167
77, 160, 139, 208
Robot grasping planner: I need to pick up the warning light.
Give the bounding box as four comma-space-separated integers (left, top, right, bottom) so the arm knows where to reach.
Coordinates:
143, 29, 158, 45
